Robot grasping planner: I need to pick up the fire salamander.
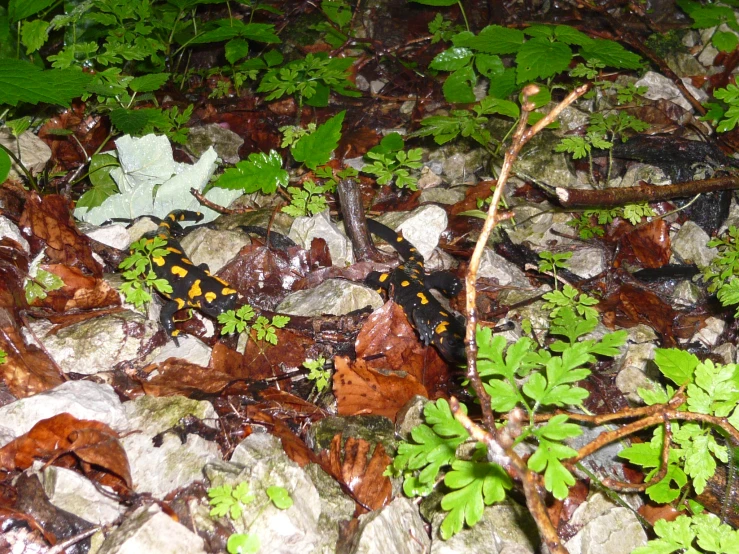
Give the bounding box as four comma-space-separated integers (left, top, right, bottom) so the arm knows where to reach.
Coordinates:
141, 210, 238, 340
365, 219, 466, 364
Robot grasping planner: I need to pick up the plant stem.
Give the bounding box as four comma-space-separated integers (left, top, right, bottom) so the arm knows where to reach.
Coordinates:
457, 1, 470, 32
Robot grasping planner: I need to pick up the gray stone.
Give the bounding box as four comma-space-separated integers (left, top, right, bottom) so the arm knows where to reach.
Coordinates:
567, 247, 606, 279
145, 335, 213, 367
673, 280, 701, 307
635, 71, 707, 112
276, 278, 382, 316
206, 433, 324, 554
178, 226, 250, 273
419, 186, 465, 205
97, 504, 206, 554
30, 310, 159, 375
671, 221, 717, 266
615, 343, 658, 404
0, 381, 127, 443
83, 223, 131, 250
417, 165, 444, 189
290, 210, 354, 266
122, 395, 221, 497
187, 123, 244, 165
374, 204, 448, 260
691, 316, 726, 347
395, 396, 429, 441
478, 248, 529, 287
426, 499, 539, 554
513, 131, 581, 190
0, 216, 29, 252
38, 464, 125, 525
351, 497, 429, 554
564, 493, 647, 554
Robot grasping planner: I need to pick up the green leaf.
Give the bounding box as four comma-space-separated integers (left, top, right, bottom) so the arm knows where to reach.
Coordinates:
527, 438, 577, 499
515, 38, 572, 83
129, 73, 170, 93
0, 60, 92, 107
474, 54, 504, 78
654, 348, 699, 386
21, 19, 49, 54
109, 108, 157, 135
440, 459, 511, 539
9, 0, 55, 22
322, 1, 352, 28
240, 22, 281, 43
488, 67, 518, 99
430, 47, 474, 71
0, 148, 11, 184
453, 25, 525, 54
713, 31, 739, 53
580, 39, 642, 70
216, 150, 288, 194
443, 65, 477, 104
225, 38, 250, 65
266, 486, 293, 509
263, 49, 283, 67
227, 533, 260, 554
292, 111, 345, 169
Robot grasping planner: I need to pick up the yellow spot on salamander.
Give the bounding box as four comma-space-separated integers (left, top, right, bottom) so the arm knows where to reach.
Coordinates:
166, 246, 181, 255
379, 273, 389, 283
401, 280, 410, 287
222, 287, 237, 295
409, 247, 416, 252
175, 298, 185, 309
157, 233, 168, 240
205, 292, 217, 303
435, 321, 449, 335
171, 266, 188, 277
188, 279, 202, 299
168, 213, 177, 221
189, 300, 201, 308
181, 258, 193, 265
417, 292, 429, 305
204, 269, 211, 276
396, 236, 403, 243
215, 276, 229, 286
160, 221, 170, 228
171, 329, 180, 336
439, 311, 448, 317
152, 256, 165, 266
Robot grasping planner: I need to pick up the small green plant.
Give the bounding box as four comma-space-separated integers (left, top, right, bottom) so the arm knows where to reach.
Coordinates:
218, 306, 290, 345
619, 348, 739, 503
391, 293, 627, 538
537, 250, 572, 287
209, 483, 256, 519
632, 513, 739, 554
303, 357, 331, 392
556, 111, 649, 185
257, 52, 359, 108
363, 147, 423, 190
420, 19, 642, 104
410, 95, 519, 147
567, 203, 655, 239
702, 226, 739, 315
282, 180, 331, 217
0, 349, 7, 364
118, 237, 172, 309
541, 284, 599, 323
280, 123, 316, 149
208, 481, 293, 554
24, 253, 65, 304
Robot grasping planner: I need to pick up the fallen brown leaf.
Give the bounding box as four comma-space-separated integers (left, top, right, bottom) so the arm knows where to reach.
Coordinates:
0, 413, 131, 490
0, 325, 62, 398
318, 434, 392, 513
334, 355, 428, 422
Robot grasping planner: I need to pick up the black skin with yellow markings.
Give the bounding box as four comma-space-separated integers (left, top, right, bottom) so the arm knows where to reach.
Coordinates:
365, 219, 466, 364
141, 210, 238, 340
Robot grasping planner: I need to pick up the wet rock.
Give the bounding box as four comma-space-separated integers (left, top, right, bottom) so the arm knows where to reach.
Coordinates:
290, 210, 354, 266
351, 497, 429, 554
179, 226, 250, 273
276, 279, 382, 316
0, 128, 51, 177
187, 123, 244, 165
671, 221, 717, 266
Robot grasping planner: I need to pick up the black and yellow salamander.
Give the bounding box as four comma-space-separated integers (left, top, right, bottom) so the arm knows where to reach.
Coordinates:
365, 219, 466, 364
140, 210, 238, 340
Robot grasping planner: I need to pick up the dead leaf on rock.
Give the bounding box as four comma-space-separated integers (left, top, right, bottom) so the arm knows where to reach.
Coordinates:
0, 325, 62, 397
141, 358, 240, 397
0, 413, 131, 490
32, 264, 120, 312
334, 355, 428, 422
355, 301, 451, 398
616, 219, 671, 269
245, 406, 320, 468
318, 434, 392, 513
19, 194, 101, 277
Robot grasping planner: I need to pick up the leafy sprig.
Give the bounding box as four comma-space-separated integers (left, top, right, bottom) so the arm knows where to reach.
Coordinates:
218, 306, 289, 345
119, 236, 173, 309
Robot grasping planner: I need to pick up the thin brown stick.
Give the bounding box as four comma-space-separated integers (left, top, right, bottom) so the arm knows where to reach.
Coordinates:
556, 175, 739, 208
450, 398, 568, 554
